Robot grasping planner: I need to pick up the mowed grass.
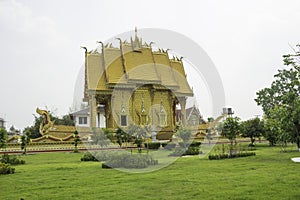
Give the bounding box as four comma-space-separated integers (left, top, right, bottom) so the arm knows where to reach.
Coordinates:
1, 145, 300, 200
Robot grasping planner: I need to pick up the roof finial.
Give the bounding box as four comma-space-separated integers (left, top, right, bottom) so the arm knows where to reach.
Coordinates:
149, 42, 154, 48
80, 46, 87, 54
96, 41, 104, 51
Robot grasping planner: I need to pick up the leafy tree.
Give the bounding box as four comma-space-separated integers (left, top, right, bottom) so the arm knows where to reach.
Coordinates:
116, 128, 130, 148
207, 117, 214, 122
134, 126, 151, 153
103, 128, 114, 142
220, 117, 240, 145
0, 128, 8, 149
91, 128, 110, 148
73, 130, 80, 153
23, 116, 43, 139
21, 130, 31, 154
116, 128, 123, 147
126, 124, 138, 137
55, 115, 75, 126
240, 118, 264, 146
255, 45, 300, 149
176, 127, 192, 150
263, 109, 282, 146
9, 126, 15, 133
206, 128, 212, 144
219, 117, 240, 156
126, 124, 150, 152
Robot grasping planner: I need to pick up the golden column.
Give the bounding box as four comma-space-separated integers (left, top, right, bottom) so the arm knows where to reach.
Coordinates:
89, 94, 97, 128
81, 46, 89, 102
179, 97, 187, 127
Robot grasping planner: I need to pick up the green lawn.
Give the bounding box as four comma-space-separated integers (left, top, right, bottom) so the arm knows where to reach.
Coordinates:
1, 145, 300, 200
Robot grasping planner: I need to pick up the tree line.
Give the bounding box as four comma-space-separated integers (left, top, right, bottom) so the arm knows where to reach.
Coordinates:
218, 45, 300, 149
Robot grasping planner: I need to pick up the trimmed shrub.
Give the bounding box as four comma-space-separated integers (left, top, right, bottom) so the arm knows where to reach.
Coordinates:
237, 152, 256, 157
178, 142, 186, 148
80, 152, 97, 161
169, 148, 185, 156
162, 143, 176, 150
161, 142, 168, 147
0, 163, 15, 175
144, 142, 161, 149
185, 147, 201, 155
0, 154, 25, 165
169, 147, 202, 156
102, 163, 112, 169
178, 141, 201, 148
94, 151, 115, 161
208, 154, 228, 160
103, 153, 158, 169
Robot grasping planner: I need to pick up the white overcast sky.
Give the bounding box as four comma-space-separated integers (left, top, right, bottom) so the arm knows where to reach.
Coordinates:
0, 0, 299, 130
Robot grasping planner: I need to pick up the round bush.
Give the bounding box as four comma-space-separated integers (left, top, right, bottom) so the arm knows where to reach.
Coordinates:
81, 152, 97, 161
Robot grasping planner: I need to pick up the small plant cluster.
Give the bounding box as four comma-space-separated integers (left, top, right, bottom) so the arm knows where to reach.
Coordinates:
169, 141, 202, 156
0, 154, 26, 165
208, 152, 256, 160
0, 154, 25, 175
103, 153, 158, 169
0, 163, 15, 175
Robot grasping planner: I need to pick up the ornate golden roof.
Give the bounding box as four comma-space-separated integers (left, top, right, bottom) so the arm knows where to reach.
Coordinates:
85, 34, 193, 97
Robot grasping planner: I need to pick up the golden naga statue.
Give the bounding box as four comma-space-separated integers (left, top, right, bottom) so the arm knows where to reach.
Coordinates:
36, 108, 55, 135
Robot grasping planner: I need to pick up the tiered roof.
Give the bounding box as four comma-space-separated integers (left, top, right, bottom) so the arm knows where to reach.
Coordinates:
85, 33, 193, 97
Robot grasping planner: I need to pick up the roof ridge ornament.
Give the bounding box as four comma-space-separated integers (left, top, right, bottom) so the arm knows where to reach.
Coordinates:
131, 27, 142, 51
135, 26, 138, 38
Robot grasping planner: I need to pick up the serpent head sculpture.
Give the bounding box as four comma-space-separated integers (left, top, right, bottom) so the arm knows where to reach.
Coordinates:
36, 108, 55, 135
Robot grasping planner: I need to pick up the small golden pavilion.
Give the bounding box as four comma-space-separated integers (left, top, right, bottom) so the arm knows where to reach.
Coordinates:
82, 30, 193, 138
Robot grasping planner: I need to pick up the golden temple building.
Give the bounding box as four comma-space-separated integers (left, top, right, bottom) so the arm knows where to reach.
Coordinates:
83, 30, 193, 138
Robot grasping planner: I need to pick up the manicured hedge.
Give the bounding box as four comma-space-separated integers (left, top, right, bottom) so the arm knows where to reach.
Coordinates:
144, 142, 161, 149
169, 147, 202, 156
178, 141, 201, 148
162, 143, 176, 150
208, 152, 256, 160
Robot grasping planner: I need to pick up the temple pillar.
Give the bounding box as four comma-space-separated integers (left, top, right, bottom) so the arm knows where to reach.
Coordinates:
105, 96, 112, 128
179, 97, 187, 127
89, 94, 97, 128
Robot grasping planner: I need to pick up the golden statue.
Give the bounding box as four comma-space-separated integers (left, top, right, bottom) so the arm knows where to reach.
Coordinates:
36, 108, 55, 135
